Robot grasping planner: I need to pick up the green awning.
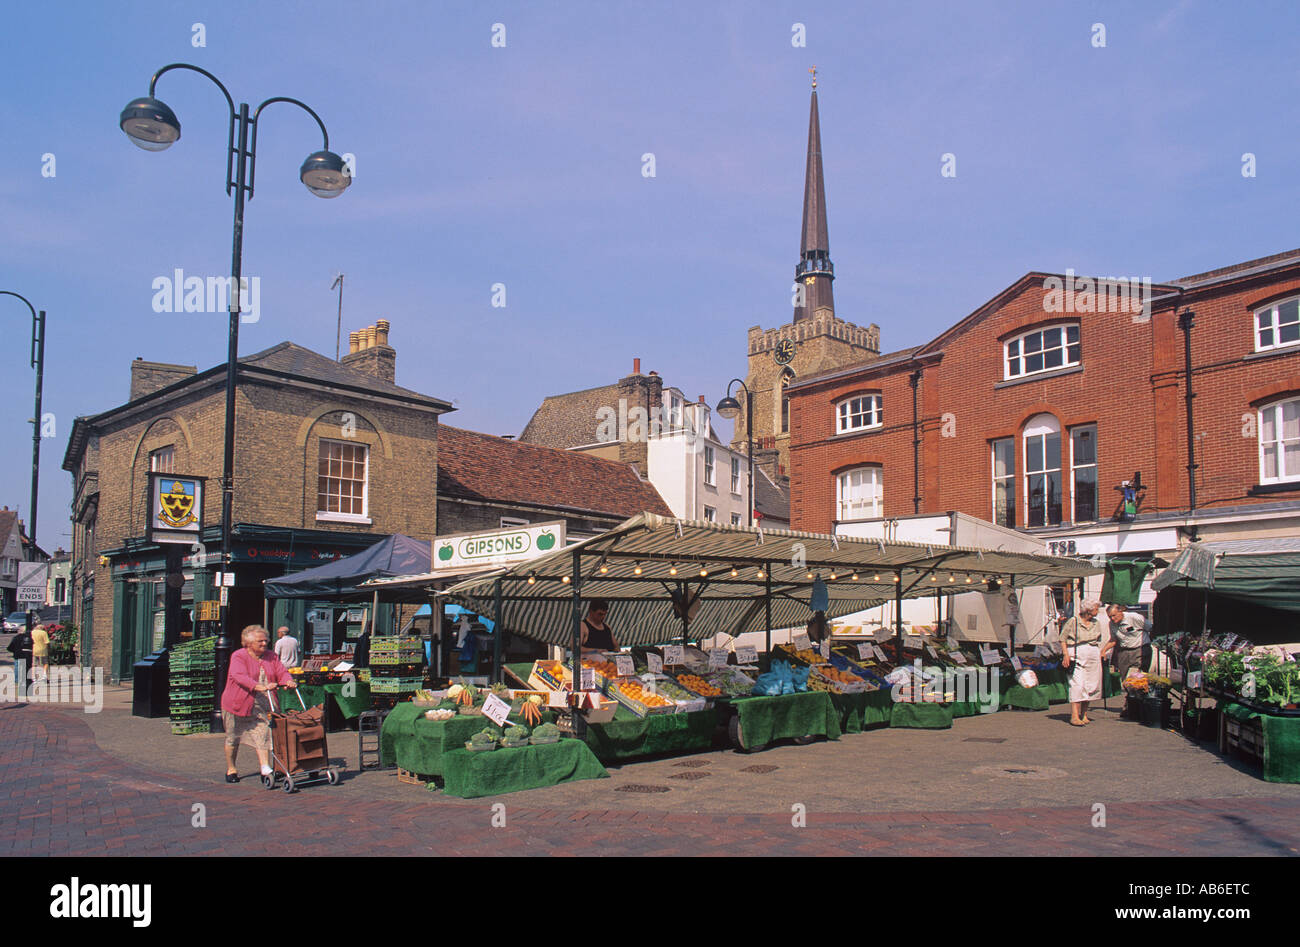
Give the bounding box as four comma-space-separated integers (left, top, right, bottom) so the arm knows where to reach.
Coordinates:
1152, 540, 1300, 614
432, 512, 1104, 648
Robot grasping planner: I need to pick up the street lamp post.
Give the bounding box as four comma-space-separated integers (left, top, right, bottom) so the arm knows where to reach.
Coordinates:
0, 291, 45, 627
121, 63, 351, 732
716, 379, 754, 526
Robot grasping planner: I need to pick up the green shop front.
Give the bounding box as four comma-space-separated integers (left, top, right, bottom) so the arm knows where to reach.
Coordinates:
106, 523, 392, 682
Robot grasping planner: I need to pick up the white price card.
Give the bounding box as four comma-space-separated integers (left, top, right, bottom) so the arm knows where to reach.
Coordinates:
926, 646, 939, 660
1010, 655, 1023, 671
857, 643, 874, 660
1188, 670, 1203, 691
708, 648, 729, 668
663, 645, 685, 666
647, 652, 663, 673
793, 634, 812, 651
819, 640, 831, 659
219, 587, 229, 606
1222, 634, 1239, 649
548, 688, 568, 709
736, 646, 758, 665
614, 654, 635, 678
482, 693, 511, 727
872, 645, 889, 663
980, 649, 1001, 667
580, 667, 596, 691
904, 636, 923, 650
950, 652, 968, 665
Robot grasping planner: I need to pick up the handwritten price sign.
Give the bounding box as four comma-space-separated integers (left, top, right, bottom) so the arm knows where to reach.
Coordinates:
482, 693, 511, 726
662, 645, 685, 666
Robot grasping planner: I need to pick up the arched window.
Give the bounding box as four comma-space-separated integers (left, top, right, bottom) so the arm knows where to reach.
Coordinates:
1255, 298, 1300, 352
1259, 396, 1300, 482
1023, 414, 1062, 527
1005, 324, 1080, 379
836, 393, 883, 434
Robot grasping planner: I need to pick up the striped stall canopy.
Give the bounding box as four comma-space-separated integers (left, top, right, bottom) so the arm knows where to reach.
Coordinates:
434, 513, 1102, 649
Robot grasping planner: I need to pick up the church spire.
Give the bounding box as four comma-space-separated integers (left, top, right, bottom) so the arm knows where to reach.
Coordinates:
794, 67, 834, 322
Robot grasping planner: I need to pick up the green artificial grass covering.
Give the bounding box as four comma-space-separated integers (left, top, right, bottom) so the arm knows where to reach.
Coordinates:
440, 738, 609, 798
1004, 685, 1051, 711
1219, 701, 1300, 783
580, 705, 717, 761
290, 681, 371, 720
829, 690, 893, 733
889, 701, 953, 729
731, 691, 841, 749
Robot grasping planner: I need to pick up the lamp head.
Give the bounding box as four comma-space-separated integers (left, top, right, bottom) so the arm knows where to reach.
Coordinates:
300, 150, 351, 198
715, 395, 742, 420
120, 96, 181, 151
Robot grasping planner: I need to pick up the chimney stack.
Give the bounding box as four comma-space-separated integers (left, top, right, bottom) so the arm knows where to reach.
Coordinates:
341, 320, 396, 384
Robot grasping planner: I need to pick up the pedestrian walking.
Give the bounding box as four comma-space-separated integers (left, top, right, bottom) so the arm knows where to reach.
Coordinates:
219, 624, 297, 783
1060, 600, 1113, 727
30, 624, 50, 679
6, 627, 33, 688
273, 625, 300, 669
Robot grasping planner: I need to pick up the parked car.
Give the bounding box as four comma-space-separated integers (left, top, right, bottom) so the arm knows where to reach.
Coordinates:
4, 611, 29, 633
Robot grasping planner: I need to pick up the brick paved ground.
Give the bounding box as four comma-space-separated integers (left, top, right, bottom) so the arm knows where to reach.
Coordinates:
3, 680, 1300, 857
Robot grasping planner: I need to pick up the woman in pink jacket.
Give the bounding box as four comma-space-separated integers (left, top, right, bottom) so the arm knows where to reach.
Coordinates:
220, 624, 297, 783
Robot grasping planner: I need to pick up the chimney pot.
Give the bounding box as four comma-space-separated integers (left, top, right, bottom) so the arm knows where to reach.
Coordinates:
375, 319, 390, 347
348, 331, 360, 354
698, 395, 705, 403
633, 357, 641, 375
366, 325, 376, 349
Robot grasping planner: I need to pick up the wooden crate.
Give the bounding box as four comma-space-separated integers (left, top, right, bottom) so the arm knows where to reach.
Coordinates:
1224, 716, 1265, 764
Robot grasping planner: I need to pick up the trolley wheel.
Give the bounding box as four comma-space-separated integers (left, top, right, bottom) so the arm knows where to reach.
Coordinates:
728, 715, 761, 753
326, 768, 340, 786
282, 775, 295, 794
261, 773, 275, 790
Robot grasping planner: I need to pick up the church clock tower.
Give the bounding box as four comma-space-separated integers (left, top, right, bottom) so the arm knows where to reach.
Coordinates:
734, 69, 881, 481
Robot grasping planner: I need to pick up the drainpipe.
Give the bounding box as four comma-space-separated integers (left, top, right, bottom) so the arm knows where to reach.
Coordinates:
1178, 309, 1198, 533
909, 369, 921, 514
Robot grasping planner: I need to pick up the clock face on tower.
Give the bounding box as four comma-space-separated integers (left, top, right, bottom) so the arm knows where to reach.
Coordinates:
774, 338, 796, 365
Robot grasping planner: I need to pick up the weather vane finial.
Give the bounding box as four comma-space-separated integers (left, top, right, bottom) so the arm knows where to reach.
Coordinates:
810, 65, 817, 89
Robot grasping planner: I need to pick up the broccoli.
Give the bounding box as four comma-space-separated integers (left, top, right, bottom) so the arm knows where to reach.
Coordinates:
470, 729, 497, 746
505, 725, 528, 742
533, 723, 561, 738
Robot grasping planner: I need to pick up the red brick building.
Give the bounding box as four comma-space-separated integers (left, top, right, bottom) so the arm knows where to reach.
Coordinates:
789, 249, 1300, 570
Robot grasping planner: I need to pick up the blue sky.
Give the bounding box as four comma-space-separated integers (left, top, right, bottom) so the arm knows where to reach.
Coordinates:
3, 0, 1300, 550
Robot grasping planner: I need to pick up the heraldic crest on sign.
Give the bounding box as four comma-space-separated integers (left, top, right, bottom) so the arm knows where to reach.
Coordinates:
158, 480, 198, 528
147, 472, 205, 544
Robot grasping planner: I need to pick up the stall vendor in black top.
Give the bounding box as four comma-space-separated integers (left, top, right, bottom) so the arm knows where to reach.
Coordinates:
580, 599, 619, 654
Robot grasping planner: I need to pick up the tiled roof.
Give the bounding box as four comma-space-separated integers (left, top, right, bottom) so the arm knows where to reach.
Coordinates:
239, 342, 451, 409
519, 383, 622, 448
754, 467, 790, 525
437, 425, 673, 519
788, 346, 922, 390
0, 510, 17, 547
1176, 248, 1300, 286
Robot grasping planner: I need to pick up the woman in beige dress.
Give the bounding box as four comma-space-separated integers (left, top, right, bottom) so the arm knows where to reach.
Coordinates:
1060, 600, 1113, 726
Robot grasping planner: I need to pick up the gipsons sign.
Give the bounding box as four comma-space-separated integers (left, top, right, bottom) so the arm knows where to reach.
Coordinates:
431, 521, 566, 570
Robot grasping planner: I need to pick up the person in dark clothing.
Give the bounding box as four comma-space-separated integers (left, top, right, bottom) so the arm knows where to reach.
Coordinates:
353, 629, 370, 669
7, 628, 34, 686
579, 600, 618, 655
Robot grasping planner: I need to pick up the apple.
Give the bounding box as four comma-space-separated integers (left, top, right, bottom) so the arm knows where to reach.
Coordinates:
437, 544, 453, 562
537, 531, 556, 551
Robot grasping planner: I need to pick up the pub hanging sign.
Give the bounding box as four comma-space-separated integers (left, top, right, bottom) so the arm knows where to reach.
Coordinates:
147, 472, 206, 545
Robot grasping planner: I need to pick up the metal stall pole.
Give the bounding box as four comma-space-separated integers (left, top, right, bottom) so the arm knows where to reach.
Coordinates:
764, 563, 772, 672
894, 569, 904, 664
493, 577, 503, 684
678, 580, 689, 648
570, 548, 585, 738
1008, 574, 1016, 654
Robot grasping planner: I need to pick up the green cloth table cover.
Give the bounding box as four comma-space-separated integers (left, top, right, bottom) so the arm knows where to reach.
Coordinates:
830, 690, 892, 733
730, 691, 841, 749
889, 701, 953, 729
440, 739, 609, 798
381, 703, 520, 774
1218, 701, 1300, 783
1004, 685, 1050, 711
580, 705, 717, 761
290, 681, 371, 720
